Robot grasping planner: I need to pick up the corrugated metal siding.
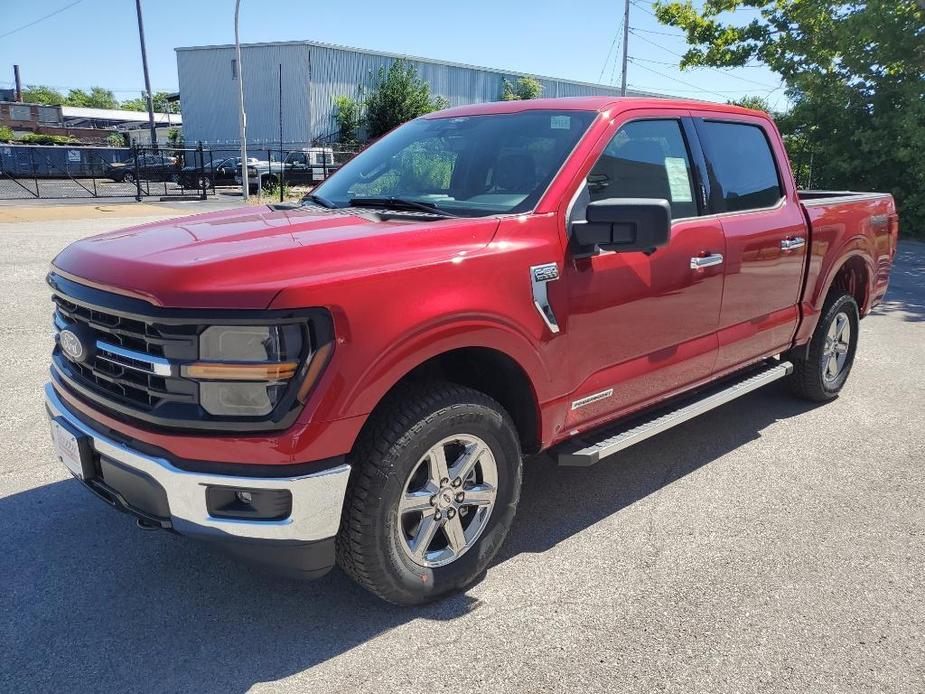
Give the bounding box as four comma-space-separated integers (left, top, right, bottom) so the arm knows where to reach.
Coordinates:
177, 42, 633, 147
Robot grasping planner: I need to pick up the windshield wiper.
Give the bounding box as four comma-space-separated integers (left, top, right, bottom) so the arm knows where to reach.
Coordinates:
304, 193, 337, 208
349, 196, 459, 217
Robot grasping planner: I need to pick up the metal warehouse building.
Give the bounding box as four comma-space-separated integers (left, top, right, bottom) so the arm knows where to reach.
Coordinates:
175, 40, 651, 147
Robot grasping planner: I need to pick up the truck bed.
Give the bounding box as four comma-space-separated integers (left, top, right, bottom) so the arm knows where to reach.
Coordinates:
797, 189, 898, 326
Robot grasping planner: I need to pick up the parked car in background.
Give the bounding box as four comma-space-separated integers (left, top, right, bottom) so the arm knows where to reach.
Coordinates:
107, 154, 179, 183
45, 97, 898, 605
235, 147, 336, 191
179, 156, 255, 189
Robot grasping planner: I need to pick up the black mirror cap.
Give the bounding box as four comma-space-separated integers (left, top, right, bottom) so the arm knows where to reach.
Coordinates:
573, 197, 672, 254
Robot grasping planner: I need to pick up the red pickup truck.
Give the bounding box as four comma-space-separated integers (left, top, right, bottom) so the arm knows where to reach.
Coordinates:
45, 97, 898, 604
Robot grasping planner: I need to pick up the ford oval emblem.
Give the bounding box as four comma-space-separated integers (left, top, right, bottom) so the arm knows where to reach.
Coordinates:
59, 329, 85, 362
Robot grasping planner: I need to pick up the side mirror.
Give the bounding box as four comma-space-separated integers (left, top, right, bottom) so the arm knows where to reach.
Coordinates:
572, 198, 671, 254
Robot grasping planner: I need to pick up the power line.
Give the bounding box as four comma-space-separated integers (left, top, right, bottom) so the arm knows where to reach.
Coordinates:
628, 29, 778, 88
0, 0, 86, 40
627, 58, 747, 100
632, 26, 685, 37
599, 27, 622, 83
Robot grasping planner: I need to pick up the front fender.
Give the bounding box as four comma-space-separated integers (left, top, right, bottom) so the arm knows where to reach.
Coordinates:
339, 313, 551, 419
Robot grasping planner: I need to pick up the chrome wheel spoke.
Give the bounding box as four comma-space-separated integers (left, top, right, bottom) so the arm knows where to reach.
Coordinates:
834, 342, 849, 354
449, 441, 486, 483
399, 490, 434, 515
410, 515, 440, 560
444, 516, 467, 552
428, 446, 450, 485
462, 484, 496, 507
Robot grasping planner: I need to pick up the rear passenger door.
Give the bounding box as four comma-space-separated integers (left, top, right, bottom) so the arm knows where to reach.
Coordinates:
692, 115, 808, 372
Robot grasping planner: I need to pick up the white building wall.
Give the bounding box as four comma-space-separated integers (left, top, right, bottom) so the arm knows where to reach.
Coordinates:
176, 40, 642, 149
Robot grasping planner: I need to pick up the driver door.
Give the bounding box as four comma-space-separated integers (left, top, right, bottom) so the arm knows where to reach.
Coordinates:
562, 115, 726, 430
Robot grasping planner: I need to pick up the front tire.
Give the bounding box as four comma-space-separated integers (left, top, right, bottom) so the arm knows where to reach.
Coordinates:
788, 293, 859, 401
336, 382, 522, 605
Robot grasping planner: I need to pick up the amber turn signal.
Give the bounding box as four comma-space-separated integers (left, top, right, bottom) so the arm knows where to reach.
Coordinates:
183, 362, 298, 381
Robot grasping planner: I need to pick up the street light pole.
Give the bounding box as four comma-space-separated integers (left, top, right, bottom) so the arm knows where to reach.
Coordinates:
134, 0, 158, 150
235, 0, 249, 201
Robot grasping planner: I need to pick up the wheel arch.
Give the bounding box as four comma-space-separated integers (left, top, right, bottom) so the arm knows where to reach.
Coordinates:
356, 345, 543, 456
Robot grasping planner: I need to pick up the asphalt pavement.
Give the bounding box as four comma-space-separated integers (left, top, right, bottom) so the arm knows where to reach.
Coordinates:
1, 208, 922, 693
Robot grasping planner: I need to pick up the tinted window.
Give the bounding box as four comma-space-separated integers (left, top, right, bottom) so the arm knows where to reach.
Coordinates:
700, 121, 782, 212
586, 119, 698, 219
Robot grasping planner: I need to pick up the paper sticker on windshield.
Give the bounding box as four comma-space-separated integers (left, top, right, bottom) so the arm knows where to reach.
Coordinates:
550, 115, 571, 130
664, 157, 693, 202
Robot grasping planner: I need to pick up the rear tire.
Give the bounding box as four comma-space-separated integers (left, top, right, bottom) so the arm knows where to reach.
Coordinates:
788, 293, 859, 401
336, 381, 522, 605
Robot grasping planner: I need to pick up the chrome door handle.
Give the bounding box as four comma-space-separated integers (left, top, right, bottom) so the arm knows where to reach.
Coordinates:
690, 254, 724, 270
781, 236, 806, 251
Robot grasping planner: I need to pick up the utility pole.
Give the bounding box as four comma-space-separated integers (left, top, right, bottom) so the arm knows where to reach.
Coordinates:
235, 0, 249, 201
620, 0, 630, 97
134, 0, 159, 150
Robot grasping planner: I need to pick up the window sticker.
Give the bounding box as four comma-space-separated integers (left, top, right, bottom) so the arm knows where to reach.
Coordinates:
550, 115, 571, 130
664, 157, 693, 202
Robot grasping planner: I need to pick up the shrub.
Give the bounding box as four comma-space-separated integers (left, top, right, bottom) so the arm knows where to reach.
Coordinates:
501, 76, 543, 101
364, 61, 450, 139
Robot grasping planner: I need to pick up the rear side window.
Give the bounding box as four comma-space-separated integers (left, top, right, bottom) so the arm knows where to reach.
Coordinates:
699, 121, 782, 212
586, 119, 698, 220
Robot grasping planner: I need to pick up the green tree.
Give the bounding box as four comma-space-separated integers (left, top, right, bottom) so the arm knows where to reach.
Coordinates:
501, 76, 544, 101
106, 132, 127, 147
333, 95, 362, 144
363, 61, 450, 139
654, 0, 925, 235
65, 87, 119, 109
120, 92, 179, 114
20, 85, 66, 105
727, 95, 772, 112
0, 126, 15, 142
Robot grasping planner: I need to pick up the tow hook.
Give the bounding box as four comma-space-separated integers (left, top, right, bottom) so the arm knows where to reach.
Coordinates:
136, 518, 160, 531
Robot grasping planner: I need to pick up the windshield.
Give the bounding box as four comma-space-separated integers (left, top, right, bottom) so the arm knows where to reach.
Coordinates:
312, 110, 596, 217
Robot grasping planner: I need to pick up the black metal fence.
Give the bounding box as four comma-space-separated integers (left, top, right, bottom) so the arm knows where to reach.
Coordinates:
0, 143, 211, 201
0, 142, 361, 201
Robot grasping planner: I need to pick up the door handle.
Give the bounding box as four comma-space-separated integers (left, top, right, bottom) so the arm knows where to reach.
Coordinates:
690, 253, 724, 270
781, 236, 806, 251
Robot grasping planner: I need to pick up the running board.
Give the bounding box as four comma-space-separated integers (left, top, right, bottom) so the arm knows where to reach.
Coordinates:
557, 360, 793, 467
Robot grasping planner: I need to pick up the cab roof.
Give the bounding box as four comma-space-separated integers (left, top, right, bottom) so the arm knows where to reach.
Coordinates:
424, 96, 766, 119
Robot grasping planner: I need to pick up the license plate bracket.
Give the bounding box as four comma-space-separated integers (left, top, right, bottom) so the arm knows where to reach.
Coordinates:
50, 417, 96, 481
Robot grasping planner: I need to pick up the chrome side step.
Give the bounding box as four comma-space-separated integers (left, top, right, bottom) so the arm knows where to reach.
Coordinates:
557, 360, 793, 467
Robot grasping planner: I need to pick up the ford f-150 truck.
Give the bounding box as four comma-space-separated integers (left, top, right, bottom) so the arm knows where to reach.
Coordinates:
45, 97, 898, 605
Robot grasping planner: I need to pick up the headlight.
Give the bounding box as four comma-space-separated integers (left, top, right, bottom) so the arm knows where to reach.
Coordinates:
182, 324, 307, 417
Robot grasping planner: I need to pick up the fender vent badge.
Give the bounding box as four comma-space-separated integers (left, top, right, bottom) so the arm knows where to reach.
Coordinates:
530, 263, 561, 334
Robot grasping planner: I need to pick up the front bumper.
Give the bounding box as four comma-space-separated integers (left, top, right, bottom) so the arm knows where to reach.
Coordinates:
44, 383, 351, 577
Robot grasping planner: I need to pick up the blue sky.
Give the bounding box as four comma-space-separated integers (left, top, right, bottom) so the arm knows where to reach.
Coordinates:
0, 0, 788, 110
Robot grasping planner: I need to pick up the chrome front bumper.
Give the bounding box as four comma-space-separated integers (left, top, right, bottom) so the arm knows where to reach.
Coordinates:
44, 383, 351, 543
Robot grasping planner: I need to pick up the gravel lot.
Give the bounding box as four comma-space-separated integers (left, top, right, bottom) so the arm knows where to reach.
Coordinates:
1, 209, 922, 693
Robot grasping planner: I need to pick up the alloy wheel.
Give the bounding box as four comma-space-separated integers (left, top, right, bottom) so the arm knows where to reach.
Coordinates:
822, 311, 851, 382
397, 434, 498, 568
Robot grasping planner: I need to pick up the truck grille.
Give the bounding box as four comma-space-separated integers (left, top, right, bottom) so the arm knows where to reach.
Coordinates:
47, 272, 328, 432
51, 292, 199, 415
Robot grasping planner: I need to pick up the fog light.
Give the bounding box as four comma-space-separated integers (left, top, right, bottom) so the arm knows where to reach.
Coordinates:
206, 486, 292, 521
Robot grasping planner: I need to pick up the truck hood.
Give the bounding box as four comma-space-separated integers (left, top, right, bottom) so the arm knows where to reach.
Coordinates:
52, 205, 500, 309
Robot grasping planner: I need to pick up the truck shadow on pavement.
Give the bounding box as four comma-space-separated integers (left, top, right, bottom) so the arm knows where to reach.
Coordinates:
1, 382, 821, 693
